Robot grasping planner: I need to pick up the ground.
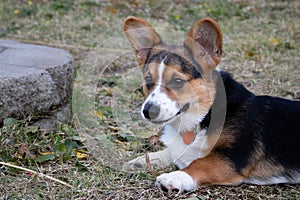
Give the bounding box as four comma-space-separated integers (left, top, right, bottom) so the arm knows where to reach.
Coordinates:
0, 0, 300, 199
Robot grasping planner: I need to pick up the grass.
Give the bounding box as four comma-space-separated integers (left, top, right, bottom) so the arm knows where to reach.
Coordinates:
1, 0, 300, 199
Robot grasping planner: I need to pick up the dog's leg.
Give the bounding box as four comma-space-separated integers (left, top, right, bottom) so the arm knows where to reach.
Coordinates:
155, 153, 245, 193
125, 148, 172, 169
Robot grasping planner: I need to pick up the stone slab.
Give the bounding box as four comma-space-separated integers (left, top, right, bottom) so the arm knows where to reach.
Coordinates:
0, 40, 74, 130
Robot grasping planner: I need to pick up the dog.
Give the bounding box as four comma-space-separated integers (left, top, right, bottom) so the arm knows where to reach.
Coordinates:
123, 16, 300, 194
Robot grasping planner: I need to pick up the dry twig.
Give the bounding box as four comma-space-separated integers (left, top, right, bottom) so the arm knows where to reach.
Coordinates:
0, 161, 72, 188
145, 152, 157, 179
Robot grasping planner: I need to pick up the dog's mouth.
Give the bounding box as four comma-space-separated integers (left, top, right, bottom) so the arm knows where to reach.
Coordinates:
151, 103, 190, 125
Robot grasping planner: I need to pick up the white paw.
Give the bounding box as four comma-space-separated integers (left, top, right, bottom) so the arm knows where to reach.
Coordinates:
155, 171, 198, 194
123, 155, 147, 170
123, 150, 172, 171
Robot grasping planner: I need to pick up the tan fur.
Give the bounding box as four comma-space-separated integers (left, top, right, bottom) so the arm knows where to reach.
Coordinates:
183, 153, 245, 185
241, 143, 285, 179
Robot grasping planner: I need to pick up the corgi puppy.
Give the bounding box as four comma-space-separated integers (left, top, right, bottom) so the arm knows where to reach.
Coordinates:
123, 16, 300, 194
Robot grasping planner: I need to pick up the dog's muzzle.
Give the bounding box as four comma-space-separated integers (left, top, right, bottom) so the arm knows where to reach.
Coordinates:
142, 102, 190, 124
142, 102, 160, 120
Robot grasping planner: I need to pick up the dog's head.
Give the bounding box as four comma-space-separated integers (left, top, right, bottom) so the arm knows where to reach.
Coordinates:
124, 17, 222, 131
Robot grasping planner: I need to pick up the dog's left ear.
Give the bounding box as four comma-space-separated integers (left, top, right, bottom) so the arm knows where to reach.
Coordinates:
124, 16, 162, 67
184, 18, 222, 73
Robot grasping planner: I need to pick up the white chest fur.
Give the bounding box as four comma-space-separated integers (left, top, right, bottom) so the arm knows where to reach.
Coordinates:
160, 124, 208, 169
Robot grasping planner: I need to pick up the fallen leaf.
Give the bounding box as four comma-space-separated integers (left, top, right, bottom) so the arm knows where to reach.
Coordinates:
52, 143, 66, 154
269, 38, 281, 46
93, 110, 107, 120
39, 152, 55, 155
130, 1, 138, 8
76, 152, 88, 159
37, 154, 56, 163
3, 118, 18, 127
246, 51, 255, 58
25, 126, 38, 133
174, 14, 180, 20
95, 134, 111, 142
114, 139, 127, 149
108, 125, 119, 131
107, 7, 117, 14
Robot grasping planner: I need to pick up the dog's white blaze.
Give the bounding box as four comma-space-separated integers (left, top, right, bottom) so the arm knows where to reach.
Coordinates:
141, 57, 180, 122
141, 59, 165, 119
157, 58, 165, 85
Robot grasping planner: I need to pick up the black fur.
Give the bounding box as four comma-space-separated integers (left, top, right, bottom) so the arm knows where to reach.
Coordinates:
145, 50, 202, 79
210, 71, 300, 174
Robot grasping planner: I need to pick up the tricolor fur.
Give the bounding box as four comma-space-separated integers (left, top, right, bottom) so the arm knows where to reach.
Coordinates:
123, 16, 300, 193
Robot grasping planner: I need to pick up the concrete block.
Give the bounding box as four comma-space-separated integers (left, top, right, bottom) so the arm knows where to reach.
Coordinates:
0, 40, 74, 131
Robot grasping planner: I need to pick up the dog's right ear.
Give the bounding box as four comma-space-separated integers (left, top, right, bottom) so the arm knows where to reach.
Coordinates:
184, 18, 222, 74
124, 16, 162, 67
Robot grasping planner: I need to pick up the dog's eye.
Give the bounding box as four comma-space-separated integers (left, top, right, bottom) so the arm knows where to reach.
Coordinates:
145, 76, 154, 89
169, 78, 186, 89
145, 76, 152, 83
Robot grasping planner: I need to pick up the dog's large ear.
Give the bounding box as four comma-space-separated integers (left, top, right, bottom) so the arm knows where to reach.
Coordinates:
124, 16, 162, 67
184, 18, 222, 73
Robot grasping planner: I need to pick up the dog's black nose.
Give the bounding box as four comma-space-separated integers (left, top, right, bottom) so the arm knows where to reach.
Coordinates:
143, 103, 160, 120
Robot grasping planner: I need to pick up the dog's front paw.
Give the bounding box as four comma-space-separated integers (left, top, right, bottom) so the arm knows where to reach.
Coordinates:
123, 155, 147, 170
123, 150, 172, 171
155, 171, 198, 194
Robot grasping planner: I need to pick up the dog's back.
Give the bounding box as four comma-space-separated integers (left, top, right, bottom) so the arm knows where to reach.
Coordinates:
215, 71, 300, 184
253, 96, 300, 170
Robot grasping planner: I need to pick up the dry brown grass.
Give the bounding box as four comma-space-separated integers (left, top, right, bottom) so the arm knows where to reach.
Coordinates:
1, 0, 300, 199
